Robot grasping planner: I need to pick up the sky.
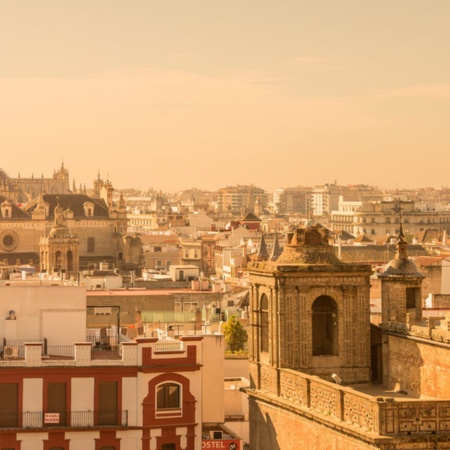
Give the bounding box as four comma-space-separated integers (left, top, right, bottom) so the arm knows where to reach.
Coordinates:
1, 1, 449, 193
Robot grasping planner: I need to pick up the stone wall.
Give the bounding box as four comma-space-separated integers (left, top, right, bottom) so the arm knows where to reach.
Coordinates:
385, 333, 450, 398
250, 396, 450, 450
431, 294, 450, 309
249, 366, 450, 449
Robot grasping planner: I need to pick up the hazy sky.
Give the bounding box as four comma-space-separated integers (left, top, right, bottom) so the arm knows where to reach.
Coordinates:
1, 1, 449, 192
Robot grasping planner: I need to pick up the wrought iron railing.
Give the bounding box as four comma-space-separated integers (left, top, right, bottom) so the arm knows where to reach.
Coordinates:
0, 410, 128, 429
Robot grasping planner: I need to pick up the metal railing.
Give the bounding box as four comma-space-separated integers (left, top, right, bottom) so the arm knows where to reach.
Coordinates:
0, 410, 128, 429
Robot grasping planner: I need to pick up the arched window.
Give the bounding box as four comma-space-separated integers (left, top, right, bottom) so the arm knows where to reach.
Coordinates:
312, 296, 338, 356
55, 251, 62, 270
67, 251, 73, 272
260, 294, 269, 353
162, 445, 176, 450
157, 383, 180, 409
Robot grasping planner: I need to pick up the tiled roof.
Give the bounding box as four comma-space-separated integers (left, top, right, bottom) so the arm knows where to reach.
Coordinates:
380, 258, 424, 277
354, 234, 374, 243
0, 195, 32, 220
241, 212, 261, 222
415, 228, 441, 244
414, 256, 445, 267
26, 194, 110, 218
139, 235, 179, 244
334, 229, 356, 240
0, 252, 39, 265
336, 244, 428, 264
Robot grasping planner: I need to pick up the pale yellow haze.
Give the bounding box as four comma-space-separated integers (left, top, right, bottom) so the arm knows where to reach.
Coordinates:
1, 1, 449, 191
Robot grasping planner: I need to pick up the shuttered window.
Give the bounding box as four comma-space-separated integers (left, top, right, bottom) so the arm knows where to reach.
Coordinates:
47, 382, 67, 426
98, 381, 118, 425
0, 383, 19, 427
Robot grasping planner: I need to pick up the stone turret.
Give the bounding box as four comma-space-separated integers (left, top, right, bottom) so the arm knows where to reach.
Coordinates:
378, 224, 425, 324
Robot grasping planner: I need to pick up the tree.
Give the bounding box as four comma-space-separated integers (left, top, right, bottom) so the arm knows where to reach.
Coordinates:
222, 315, 248, 353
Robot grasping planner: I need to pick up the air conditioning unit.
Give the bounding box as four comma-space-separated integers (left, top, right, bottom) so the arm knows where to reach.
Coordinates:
3, 345, 19, 359
210, 430, 223, 440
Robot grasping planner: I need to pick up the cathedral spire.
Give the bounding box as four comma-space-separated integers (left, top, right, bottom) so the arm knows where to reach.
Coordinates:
270, 232, 281, 261
257, 233, 269, 260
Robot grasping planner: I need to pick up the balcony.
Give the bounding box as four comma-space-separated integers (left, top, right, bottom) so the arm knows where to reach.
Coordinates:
0, 410, 128, 430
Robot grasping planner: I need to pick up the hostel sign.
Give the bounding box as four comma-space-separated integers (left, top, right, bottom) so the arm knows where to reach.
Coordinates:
44, 413, 60, 424
202, 440, 240, 449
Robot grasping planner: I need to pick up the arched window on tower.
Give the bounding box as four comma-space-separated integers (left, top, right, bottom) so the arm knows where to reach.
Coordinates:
67, 250, 73, 272
312, 296, 338, 356
55, 251, 62, 271
260, 294, 269, 353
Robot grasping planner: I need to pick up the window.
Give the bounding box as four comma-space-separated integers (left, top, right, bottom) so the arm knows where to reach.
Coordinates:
47, 382, 67, 426
162, 445, 176, 450
312, 296, 338, 356
98, 381, 118, 425
87, 237, 95, 253
67, 251, 73, 272
183, 302, 198, 312
157, 383, 180, 409
406, 288, 417, 309
55, 251, 62, 270
260, 294, 269, 353
0, 383, 18, 427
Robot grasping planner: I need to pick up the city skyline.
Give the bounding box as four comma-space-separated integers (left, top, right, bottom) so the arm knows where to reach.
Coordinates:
1, 1, 449, 192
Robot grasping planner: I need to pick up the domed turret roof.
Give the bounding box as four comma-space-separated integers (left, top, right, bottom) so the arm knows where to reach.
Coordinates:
275, 224, 342, 265
379, 225, 424, 278
48, 224, 71, 239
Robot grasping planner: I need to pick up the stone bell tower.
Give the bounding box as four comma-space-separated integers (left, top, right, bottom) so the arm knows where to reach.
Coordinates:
248, 223, 372, 389
378, 225, 425, 325
40, 203, 80, 277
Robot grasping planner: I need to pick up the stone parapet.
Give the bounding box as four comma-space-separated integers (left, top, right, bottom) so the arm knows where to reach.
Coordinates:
248, 367, 450, 438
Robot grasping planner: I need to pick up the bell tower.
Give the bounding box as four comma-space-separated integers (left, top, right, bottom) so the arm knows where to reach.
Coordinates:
40, 203, 80, 277
248, 224, 372, 388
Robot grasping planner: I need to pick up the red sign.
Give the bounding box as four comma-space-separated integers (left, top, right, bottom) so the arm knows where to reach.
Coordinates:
44, 413, 60, 424
202, 440, 240, 450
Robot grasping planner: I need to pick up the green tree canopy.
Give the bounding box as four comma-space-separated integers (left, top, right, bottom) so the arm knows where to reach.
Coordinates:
222, 315, 248, 353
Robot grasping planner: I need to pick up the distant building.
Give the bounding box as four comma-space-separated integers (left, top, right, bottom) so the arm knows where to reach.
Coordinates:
0, 173, 142, 272
0, 163, 71, 204
217, 185, 267, 216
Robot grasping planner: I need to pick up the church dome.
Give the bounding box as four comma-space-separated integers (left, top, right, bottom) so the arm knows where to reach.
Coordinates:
48, 224, 71, 239
381, 258, 423, 277
275, 225, 342, 265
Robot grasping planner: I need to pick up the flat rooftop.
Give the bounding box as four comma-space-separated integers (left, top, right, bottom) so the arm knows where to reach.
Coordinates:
349, 383, 439, 401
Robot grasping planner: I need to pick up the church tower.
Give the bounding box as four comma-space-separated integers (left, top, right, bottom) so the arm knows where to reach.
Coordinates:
248, 224, 372, 388
378, 225, 425, 324
40, 203, 80, 277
